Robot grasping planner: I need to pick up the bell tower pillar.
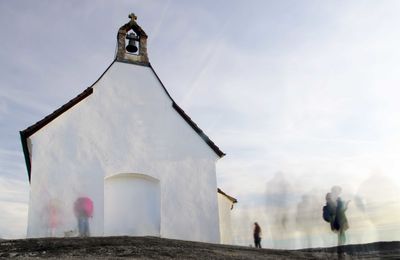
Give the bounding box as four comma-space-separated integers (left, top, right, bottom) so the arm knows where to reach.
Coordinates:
116, 13, 149, 66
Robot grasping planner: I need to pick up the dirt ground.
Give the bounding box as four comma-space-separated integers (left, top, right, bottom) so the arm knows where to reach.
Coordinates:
0, 236, 399, 259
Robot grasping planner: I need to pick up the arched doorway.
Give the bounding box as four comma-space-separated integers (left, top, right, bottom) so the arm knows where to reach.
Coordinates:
104, 173, 160, 236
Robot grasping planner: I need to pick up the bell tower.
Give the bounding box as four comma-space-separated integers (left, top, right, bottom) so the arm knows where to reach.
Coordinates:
116, 13, 149, 65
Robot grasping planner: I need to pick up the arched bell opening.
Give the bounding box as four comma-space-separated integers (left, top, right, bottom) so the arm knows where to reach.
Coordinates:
125, 30, 139, 54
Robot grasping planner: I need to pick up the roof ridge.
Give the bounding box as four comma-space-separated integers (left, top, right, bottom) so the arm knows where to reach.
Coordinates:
20, 60, 225, 182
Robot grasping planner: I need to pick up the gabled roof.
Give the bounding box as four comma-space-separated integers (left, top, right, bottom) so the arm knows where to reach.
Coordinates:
20, 60, 225, 181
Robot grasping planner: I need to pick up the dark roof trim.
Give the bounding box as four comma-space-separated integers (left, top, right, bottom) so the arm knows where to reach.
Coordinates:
20, 59, 225, 181
20, 132, 31, 182
149, 64, 225, 158
218, 188, 238, 205
21, 59, 116, 139
148, 64, 173, 100
20, 59, 116, 181
20, 87, 93, 181
172, 103, 225, 157
21, 87, 93, 139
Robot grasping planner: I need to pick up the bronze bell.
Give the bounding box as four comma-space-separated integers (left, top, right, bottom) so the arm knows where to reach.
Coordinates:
126, 33, 139, 53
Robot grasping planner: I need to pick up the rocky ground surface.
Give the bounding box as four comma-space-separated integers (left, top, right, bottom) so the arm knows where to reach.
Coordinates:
0, 236, 399, 259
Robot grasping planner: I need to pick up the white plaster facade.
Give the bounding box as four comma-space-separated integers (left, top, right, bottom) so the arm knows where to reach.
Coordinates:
217, 193, 235, 244
21, 16, 236, 243
24, 61, 224, 243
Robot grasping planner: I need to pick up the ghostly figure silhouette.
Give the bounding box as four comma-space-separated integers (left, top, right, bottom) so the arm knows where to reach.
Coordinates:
74, 197, 93, 237
265, 172, 294, 248
355, 172, 400, 242
324, 186, 349, 247
296, 192, 319, 248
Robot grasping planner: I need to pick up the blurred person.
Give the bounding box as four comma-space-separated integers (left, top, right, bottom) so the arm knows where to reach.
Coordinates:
47, 199, 62, 237
323, 192, 337, 231
296, 193, 319, 248
335, 196, 350, 246
325, 186, 350, 257
253, 222, 262, 248
74, 197, 93, 237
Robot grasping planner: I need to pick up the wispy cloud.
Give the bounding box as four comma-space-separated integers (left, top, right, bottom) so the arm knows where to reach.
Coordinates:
0, 175, 29, 238
1, 0, 400, 246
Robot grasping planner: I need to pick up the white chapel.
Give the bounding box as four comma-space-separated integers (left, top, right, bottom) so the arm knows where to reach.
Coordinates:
20, 14, 236, 244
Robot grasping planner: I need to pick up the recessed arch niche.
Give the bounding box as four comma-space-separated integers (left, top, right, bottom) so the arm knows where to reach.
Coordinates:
104, 173, 160, 236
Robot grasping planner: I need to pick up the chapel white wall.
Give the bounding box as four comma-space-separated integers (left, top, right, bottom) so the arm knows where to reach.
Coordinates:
218, 194, 234, 244
27, 62, 221, 243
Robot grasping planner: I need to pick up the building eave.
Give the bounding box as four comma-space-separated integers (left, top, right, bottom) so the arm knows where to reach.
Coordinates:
217, 188, 238, 204
19, 131, 31, 182
149, 64, 225, 158
20, 59, 225, 182
20, 59, 116, 181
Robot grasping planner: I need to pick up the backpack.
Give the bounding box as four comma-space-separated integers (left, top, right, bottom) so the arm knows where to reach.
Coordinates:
322, 205, 331, 222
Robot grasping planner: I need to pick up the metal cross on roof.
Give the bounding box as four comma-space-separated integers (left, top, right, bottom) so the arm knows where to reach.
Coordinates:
129, 13, 137, 22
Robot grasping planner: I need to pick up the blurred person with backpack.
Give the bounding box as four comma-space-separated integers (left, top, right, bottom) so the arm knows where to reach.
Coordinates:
323, 186, 350, 248
323, 192, 337, 231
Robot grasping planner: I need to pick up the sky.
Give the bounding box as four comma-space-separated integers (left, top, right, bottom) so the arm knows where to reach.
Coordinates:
1, 0, 400, 249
